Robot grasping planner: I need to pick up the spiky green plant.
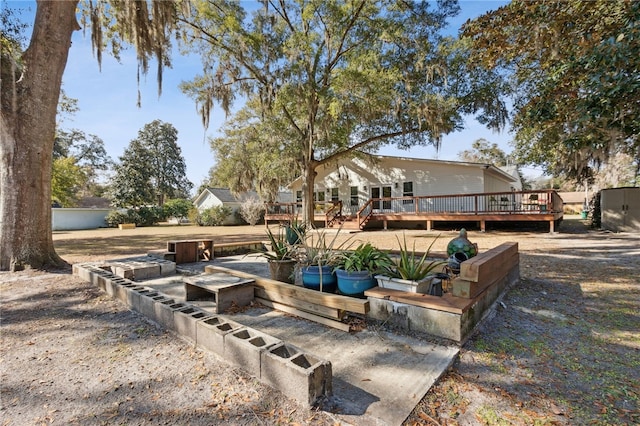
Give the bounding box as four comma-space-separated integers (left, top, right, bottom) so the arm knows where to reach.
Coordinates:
393, 233, 445, 281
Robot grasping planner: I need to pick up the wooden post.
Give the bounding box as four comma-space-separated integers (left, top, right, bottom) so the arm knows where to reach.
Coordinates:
426, 220, 432, 231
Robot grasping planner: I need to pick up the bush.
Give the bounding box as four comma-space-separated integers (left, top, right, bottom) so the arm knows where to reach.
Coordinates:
239, 197, 265, 226
136, 206, 165, 226
191, 206, 232, 226
105, 206, 164, 227
105, 210, 128, 227
163, 198, 192, 224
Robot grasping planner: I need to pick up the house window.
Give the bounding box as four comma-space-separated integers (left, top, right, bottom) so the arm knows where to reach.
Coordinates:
330, 188, 339, 201
296, 191, 302, 203
403, 181, 414, 204
350, 186, 359, 206
382, 186, 392, 210
314, 191, 325, 211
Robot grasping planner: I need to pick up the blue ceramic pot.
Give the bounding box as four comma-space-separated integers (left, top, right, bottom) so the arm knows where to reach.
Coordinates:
335, 269, 376, 296
301, 265, 337, 293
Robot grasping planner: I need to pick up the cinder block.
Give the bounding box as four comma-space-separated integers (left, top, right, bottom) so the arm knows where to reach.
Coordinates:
173, 306, 213, 343
157, 260, 176, 276
135, 291, 161, 318
153, 302, 187, 331
261, 343, 332, 407
224, 328, 282, 377
130, 263, 161, 280
121, 285, 146, 308
196, 317, 243, 358
111, 264, 135, 280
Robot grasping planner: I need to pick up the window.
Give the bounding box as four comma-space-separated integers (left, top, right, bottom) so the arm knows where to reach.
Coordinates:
330, 187, 339, 201
403, 181, 414, 205
296, 191, 302, 203
382, 186, 392, 210
350, 186, 359, 206
314, 191, 325, 211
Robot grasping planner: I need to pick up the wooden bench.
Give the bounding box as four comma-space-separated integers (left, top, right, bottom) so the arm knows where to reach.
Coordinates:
184, 273, 255, 314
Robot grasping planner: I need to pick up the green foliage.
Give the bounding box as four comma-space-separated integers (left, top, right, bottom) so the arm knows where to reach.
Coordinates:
109, 120, 192, 208
333, 243, 395, 276
135, 206, 165, 226
163, 198, 192, 224
192, 206, 232, 226
258, 227, 297, 261
51, 157, 88, 207
105, 210, 128, 227
104, 207, 164, 227
458, 138, 508, 166
178, 0, 498, 222
239, 196, 265, 226
463, 0, 640, 183
298, 228, 353, 267
392, 233, 445, 281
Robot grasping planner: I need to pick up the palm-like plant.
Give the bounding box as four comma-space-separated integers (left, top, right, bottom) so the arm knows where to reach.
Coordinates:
334, 242, 395, 275
392, 233, 445, 281
259, 227, 296, 261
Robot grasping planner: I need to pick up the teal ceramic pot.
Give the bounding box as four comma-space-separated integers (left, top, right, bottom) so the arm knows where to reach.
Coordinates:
335, 269, 376, 296
301, 265, 337, 293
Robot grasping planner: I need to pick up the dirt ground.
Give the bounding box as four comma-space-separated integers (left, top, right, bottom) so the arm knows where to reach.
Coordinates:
1, 219, 639, 425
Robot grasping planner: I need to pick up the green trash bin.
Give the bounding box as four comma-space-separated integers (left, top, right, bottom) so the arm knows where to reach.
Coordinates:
580, 210, 588, 219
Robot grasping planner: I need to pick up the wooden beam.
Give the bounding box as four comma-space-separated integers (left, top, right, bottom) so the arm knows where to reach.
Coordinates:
459, 242, 518, 282
205, 265, 370, 314
254, 288, 345, 320
255, 297, 351, 332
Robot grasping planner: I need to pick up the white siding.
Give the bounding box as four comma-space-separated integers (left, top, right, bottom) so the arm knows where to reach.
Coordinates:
52, 208, 111, 230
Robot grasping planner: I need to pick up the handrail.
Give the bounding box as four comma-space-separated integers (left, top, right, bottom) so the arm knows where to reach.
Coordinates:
325, 200, 343, 227
265, 190, 563, 226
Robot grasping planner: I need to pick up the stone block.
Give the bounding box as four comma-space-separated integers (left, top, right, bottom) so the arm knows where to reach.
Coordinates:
196, 317, 243, 358
135, 291, 161, 318
153, 302, 187, 331
173, 306, 213, 343
223, 328, 282, 377
261, 343, 333, 407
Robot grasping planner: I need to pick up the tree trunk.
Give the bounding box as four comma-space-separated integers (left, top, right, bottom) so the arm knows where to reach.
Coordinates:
301, 163, 318, 227
0, 1, 79, 271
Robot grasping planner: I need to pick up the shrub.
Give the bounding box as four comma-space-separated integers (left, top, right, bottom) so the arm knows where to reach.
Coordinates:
136, 206, 164, 226
163, 198, 192, 224
105, 210, 128, 227
193, 206, 232, 226
239, 197, 265, 226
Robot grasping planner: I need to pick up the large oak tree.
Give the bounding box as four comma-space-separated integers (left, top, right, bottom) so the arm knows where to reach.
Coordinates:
179, 0, 505, 224
463, 0, 640, 182
0, 1, 182, 271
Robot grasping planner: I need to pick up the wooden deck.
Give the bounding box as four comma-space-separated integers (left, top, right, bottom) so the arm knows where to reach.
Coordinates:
266, 190, 564, 232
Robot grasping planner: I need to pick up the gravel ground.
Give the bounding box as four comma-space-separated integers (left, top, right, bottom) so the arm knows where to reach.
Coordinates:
1, 218, 639, 425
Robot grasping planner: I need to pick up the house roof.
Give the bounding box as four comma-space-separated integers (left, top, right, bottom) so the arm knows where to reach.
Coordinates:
193, 187, 260, 206
288, 153, 517, 186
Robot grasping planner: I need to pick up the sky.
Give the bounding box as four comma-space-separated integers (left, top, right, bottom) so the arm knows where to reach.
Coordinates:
9, 0, 541, 194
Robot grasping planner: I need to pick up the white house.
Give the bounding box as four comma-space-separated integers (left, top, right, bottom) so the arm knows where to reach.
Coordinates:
289, 154, 519, 215
193, 188, 292, 224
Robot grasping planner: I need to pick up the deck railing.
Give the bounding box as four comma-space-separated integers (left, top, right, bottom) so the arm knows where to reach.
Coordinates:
265, 190, 563, 227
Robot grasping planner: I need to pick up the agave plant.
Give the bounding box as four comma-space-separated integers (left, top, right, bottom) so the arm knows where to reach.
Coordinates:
258, 227, 297, 261
392, 233, 445, 281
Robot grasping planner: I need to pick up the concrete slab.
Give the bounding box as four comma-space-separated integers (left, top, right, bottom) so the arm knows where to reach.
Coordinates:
137, 256, 459, 426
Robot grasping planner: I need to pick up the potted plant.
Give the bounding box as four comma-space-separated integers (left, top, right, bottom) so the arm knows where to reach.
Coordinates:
256, 227, 297, 284
375, 233, 446, 294
333, 242, 395, 296
297, 227, 352, 293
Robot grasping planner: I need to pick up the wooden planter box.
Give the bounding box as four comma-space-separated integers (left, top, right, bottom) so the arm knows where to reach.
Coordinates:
118, 223, 136, 230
